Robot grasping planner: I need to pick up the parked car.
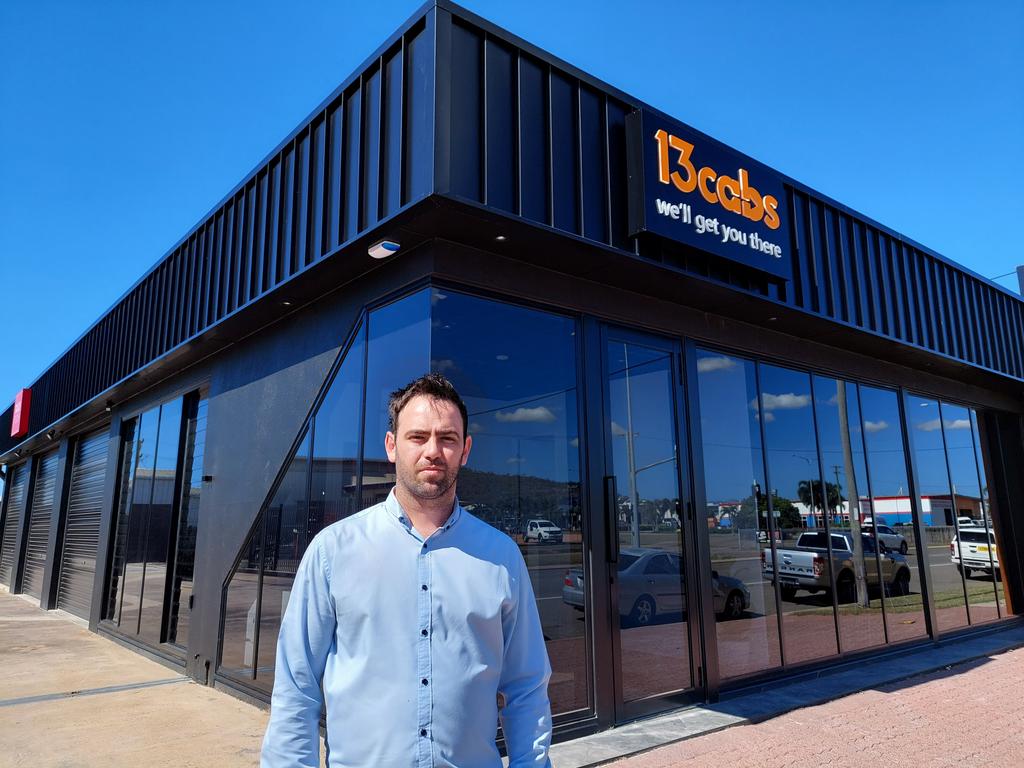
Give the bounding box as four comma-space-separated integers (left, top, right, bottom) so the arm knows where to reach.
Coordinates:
863, 524, 908, 554
762, 531, 911, 602
957, 516, 976, 528
523, 519, 563, 544
561, 548, 750, 626
951, 526, 1000, 579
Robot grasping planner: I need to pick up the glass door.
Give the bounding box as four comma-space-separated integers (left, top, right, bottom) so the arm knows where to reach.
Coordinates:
601, 326, 702, 721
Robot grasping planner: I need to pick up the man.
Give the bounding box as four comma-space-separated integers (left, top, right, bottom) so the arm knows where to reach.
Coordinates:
261, 373, 553, 768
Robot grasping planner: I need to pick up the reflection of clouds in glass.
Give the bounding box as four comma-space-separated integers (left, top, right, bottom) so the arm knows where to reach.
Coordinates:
506, 456, 526, 465
697, 355, 737, 374
754, 412, 776, 423
495, 406, 557, 423
431, 358, 456, 372
430, 291, 448, 305
469, 422, 484, 434
863, 420, 889, 433
753, 392, 811, 412
570, 437, 579, 447
610, 421, 627, 436
916, 417, 971, 432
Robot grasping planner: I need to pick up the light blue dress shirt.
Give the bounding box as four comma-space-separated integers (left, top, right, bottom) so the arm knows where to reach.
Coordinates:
261, 490, 553, 768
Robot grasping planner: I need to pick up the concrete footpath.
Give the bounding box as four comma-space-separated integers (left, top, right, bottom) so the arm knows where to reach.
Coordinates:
2, 588, 1023, 768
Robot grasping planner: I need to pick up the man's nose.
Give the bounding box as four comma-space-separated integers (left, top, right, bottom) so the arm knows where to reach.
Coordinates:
422, 434, 442, 458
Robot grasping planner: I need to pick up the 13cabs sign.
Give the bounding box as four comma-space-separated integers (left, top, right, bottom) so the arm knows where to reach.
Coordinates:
627, 109, 791, 280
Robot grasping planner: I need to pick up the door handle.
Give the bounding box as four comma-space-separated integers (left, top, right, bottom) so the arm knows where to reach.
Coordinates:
605, 475, 619, 564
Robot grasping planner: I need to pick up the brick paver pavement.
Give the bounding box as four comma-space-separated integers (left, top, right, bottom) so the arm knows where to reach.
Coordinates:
608, 646, 1024, 768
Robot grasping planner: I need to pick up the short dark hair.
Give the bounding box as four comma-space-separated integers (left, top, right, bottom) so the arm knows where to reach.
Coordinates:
388, 373, 469, 437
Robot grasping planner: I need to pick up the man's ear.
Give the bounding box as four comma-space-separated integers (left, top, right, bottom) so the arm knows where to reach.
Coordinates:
385, 431, 397, 462
460, 434, 473, 466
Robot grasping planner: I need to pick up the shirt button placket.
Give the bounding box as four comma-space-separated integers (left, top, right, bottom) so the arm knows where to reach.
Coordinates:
416, 541, 432, 767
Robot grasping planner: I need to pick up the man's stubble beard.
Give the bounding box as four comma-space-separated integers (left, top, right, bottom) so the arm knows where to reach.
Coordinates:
397, 460, 461, 501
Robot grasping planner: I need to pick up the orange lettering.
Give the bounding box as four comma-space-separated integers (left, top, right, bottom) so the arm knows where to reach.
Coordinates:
763, 195, 781, 230
698, 166, 718, 204
716, 175, 741, 214
668, 135, 697, 193
739, 169, 764, 222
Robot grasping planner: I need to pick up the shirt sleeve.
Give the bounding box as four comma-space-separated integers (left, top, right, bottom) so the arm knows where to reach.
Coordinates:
261, 533, 337, 768
498, 550, 553, 767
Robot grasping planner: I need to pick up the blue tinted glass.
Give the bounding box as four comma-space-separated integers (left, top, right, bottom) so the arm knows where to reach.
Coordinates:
361, 289, 431, 507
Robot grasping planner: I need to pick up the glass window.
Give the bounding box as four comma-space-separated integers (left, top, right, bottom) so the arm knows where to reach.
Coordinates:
696, 349, 781, 680
119, 406, 160, 635
139, 398, 183, 644
906, 395, 968, 633
812, 376, 886, 653
430, 289, 587, 716
219, 321, 366, 684
605, 336, 690, 703
221, 530, 262, 678
759, 363, 839, 664
256, 430, 311, 690
169, 397, 208, 648
361, 290, 431, 508
942, 403, 1000, 623
106, 419, 139, 624
310, 327, 365, 534
970, 409, 1005, 617
859, 386, 927, 642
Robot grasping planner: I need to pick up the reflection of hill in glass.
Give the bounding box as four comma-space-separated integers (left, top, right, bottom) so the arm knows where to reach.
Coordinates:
457, 468, 581, 533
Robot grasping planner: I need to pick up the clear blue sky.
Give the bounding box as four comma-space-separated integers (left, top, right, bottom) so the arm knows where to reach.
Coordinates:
1, 1, 1021, 410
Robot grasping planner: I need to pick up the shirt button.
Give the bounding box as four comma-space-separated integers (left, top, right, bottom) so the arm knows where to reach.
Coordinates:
421, 678, 428, 686
421, 629, 428, 637
420, 729, 427, 737
421, 584, 428, 591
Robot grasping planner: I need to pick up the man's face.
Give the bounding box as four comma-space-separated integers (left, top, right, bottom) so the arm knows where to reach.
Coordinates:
385, 395, 472, 501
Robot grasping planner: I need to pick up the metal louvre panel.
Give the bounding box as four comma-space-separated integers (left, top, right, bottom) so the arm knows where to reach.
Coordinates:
22, 450, 59, 598
56, 430, 108, 618
0, 463, 29, 585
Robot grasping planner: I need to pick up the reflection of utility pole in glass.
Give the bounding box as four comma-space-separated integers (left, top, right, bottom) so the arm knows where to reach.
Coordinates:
617, 345, 676, 548
836, 381, 868, 607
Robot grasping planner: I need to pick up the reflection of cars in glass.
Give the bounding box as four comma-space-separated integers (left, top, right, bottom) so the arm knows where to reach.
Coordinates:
763, 531, 912, 602
523, 519, 563, 543
561, 548, 750, 626
951, 526, 1000, 579
863, 524, 908, 554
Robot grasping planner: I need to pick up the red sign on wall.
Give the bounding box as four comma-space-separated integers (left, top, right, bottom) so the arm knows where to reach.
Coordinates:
11, 388, 30, 438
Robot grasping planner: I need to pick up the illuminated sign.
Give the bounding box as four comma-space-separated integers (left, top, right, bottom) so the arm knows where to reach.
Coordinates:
11, 388, 30, 439
627, 109, 791, 280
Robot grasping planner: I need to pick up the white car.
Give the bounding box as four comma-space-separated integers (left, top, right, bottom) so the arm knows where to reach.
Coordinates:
864, 524, 908, 554
523, 519, 563, 544
951, 526, 1000, 579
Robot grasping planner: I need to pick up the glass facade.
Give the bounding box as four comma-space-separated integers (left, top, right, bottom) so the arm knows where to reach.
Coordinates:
217, 282, 1017, 724
105, 392, 206, 647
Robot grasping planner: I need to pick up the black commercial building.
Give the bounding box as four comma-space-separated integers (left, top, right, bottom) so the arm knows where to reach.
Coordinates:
2, 0, 1022, 741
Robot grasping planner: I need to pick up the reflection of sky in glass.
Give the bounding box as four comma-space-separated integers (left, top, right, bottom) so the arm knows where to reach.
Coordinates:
759, 364, 817, 502
607, 342, 677, 502
363, 290, 431, 460
858, 386, 909, 497
430, 289, 579, 483
696, 350, 764, 503
940, 402, 982, 501
813, 377, 870, 509
906, 396, 950, 497
314, 328, 365, 461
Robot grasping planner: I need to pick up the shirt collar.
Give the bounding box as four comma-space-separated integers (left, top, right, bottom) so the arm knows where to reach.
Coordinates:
385, 487, 464, 534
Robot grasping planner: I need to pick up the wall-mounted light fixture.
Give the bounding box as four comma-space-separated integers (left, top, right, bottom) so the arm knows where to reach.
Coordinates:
104, 400, 114, 413
45, 429, 56, 440
368, 239, 400, 259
